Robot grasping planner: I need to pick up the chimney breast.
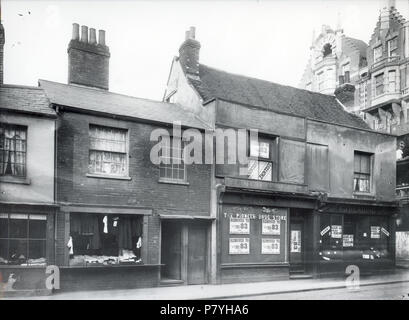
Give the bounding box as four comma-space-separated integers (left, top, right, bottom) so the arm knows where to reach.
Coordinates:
68, 23, 110, 90
179, 26, 201, 79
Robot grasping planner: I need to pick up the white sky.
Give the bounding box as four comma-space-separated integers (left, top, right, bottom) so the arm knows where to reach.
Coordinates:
2, 0, 409, 101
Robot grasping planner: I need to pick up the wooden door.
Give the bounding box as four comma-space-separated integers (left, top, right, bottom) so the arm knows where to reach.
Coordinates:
290, 222, 304, 265
187, 224, 207, 284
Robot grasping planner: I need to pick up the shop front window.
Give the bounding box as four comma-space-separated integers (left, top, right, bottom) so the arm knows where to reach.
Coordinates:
320, 214, 391, 262
0, 214, 47, 266
69, 213, 143, 266
247, 136, 274, 181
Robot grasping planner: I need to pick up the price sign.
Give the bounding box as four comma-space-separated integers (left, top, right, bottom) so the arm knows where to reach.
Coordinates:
229, 238, 250, 254
229, 217, 250, 234
262, 219, 280, 235
261, 238, 280, 254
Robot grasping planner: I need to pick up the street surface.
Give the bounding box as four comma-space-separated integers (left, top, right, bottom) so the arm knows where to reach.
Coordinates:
232, 282, 409, 300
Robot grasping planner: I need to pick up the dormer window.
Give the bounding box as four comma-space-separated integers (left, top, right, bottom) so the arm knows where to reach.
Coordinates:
322, 43, 332, 58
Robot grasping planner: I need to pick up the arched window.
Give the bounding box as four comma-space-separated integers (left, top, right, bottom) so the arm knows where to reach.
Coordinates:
322, 43, 332, 57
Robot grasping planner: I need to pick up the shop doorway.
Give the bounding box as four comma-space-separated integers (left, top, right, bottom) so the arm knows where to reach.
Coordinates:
161, 221, 182, 283
187, 224, 207, 284
289, 214, 305, 274
161, 221, 208, 285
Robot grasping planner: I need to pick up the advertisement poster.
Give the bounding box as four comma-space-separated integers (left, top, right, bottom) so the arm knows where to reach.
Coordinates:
262, 219, 280, 235
229, 238, 250, 254
290, 230, 301, 253
371, 226, 380, 239
331, 225, 342, 239
229, 217, 250, 234
261, 238, 280, 254
343, 234, 354, 247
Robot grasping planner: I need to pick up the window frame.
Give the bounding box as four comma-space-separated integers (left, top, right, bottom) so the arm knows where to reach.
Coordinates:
373, 45, 383, 62
247, 133, 276, 182
388, 70, 397, 93
0, 123, 28, 178
387, 37, 398, 57
158, 135, 187, 183
353, 151, 373, 194
0, 213, 47, 266
374, 73, 385, 97
88, 124, 129, 178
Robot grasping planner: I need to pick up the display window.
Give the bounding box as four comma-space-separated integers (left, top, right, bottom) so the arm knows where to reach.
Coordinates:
0, 213, 47, 266
69, 213, 143, 266
319, 214, 391, 262
221, 206, 288, 264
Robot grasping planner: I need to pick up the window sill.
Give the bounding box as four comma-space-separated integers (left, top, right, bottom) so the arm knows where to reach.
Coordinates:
158, 178, 189, 186
0, 176, 31, 185
353, 192, 375, 199
86, 173, 132, 181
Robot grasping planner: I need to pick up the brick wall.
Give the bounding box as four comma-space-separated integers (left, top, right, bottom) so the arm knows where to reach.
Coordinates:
55, 111, 212, 265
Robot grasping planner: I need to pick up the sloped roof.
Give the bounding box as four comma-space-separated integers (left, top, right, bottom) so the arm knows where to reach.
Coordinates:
342, 37, 368, 58
190, 64, 369, 129
39, 80, 211, 129
0, 85, 55, 117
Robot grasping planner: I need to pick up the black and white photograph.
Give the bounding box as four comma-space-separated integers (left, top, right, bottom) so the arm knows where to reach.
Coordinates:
1, 0, 409, 308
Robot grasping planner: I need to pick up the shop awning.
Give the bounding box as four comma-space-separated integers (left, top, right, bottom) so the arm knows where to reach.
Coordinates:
60, 204, 152, 215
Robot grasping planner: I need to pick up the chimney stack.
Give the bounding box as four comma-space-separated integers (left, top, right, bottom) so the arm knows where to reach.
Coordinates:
179, 26, 201, 79
0, 1, 5, 85
68, 23, 110, 90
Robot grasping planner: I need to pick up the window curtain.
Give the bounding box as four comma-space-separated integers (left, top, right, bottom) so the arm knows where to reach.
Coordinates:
2, 130, 16, 175
70, 214, 101, 250
118, 217, 142, 250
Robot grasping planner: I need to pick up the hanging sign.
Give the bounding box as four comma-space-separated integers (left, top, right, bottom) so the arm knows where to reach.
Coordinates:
229, 238, 250, 254
262, 219, 280, 235
320, 226, 330, 236
371, 226, 381, 239
343, 234, 354, 247
229, 217, 250, 234
290, 230, 301, 253
331, 225, 342, 239
381, 227, 390, 237
261, 238, 280, 254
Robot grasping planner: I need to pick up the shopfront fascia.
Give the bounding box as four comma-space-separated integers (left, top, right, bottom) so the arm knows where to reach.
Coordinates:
56, 204, 161, 291
217, 189, 319, 284
0, 202, 58, 293
315, 200, 398, 277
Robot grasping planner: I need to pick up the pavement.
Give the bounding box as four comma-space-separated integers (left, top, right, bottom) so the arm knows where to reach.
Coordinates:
11, 268, 409, 300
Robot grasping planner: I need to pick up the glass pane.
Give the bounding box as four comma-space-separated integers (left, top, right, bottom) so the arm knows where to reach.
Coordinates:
250, 139, 259, 157
360, 155, 370, 174
259, 161, 272, 181
354, 154, 361, 172
28, 240, 46, 260
29, 218, 47, 239
248, 159, 258, 179
0, 214, 8, 238
9, 215, 28, 238
0, 239, 8, 263
9, 239, 28, 263
259, 142, 270, 159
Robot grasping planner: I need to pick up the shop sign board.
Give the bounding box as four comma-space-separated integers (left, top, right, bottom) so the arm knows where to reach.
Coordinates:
320, 226, 330, 236
262, 219, 280, 235
343, 234, 354, 247
290, 230, 301, 253
381, 227, 390, 237
229, 217, 250, 234
261, 238, 280, 254
371, 226, 381, 239
229, 238, 250, 254
331, 225, 342, 239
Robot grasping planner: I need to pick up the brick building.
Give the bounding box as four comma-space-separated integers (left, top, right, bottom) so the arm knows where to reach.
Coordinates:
37, 24, 213, 291
164, 27, 398, 282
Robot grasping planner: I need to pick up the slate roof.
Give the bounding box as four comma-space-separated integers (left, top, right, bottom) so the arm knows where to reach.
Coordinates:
190, 64, 369, 130
39, 80, 211, 130
342, 37, 368, 58
0, 85, 56, 117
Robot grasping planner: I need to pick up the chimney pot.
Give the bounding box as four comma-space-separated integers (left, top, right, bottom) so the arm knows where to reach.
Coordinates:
98, 30, 106, 46
81, 25, 88, 43
189, 27, 195, 39
89, 28, 97, 44
72, 23, 80, 40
